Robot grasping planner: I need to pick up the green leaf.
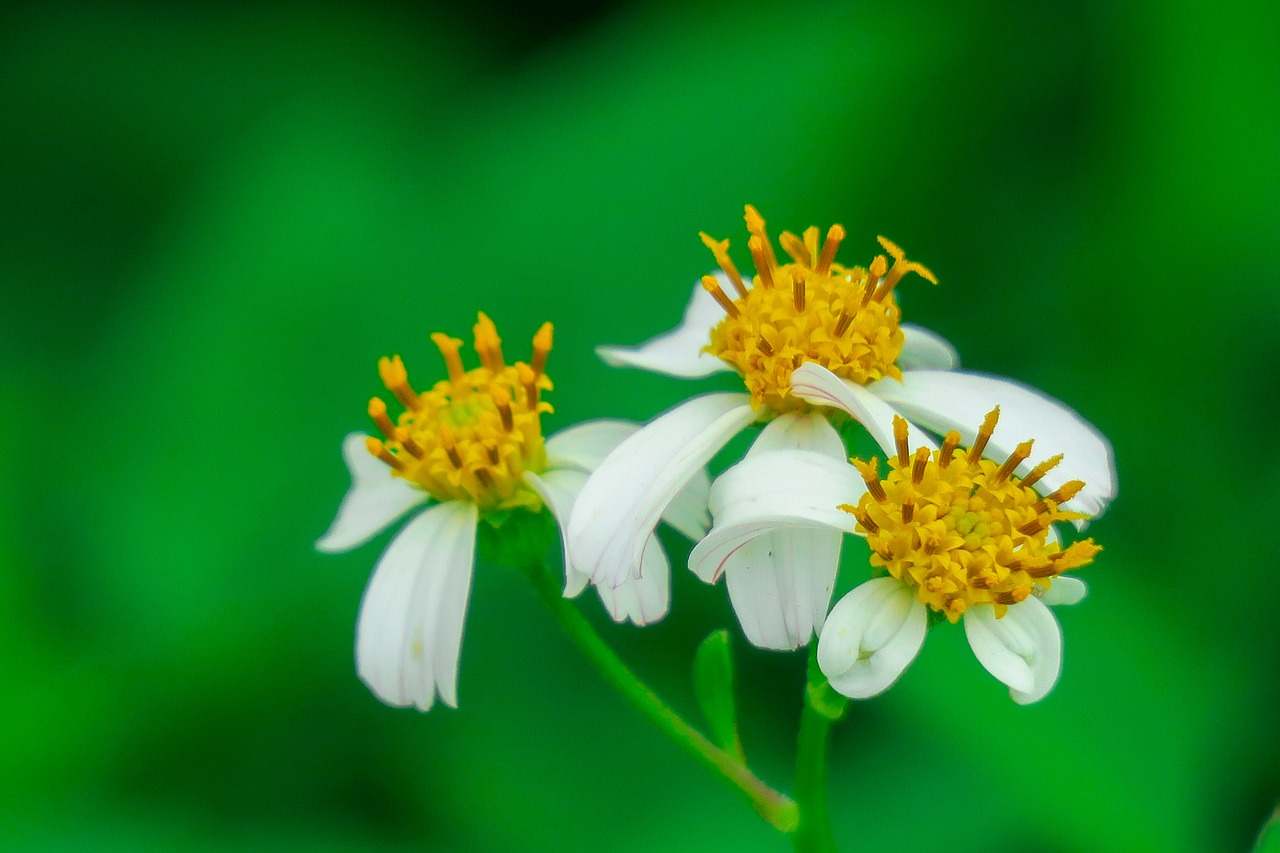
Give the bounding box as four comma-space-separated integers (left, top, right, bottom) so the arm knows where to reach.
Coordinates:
693, 630, 745, 762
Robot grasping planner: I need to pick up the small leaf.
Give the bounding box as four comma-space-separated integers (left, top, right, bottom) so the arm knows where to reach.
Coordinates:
693, 630, 745, 761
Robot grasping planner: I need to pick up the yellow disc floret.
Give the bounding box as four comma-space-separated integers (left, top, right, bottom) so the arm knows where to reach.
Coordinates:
843, 409, 1101, 623
364, 313, 554, 513
701, 205, 938, 413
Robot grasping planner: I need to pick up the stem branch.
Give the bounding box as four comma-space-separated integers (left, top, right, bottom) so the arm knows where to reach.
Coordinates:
527, 566, 798, 832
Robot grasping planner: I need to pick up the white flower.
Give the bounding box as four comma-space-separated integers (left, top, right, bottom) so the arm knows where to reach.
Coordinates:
808, 410, 1101, 703
317, 315, 708, 711
570, 207, 1116, 632
686, 414, 862, 650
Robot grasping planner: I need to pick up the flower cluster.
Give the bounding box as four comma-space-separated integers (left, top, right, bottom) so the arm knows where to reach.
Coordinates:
320, 205, 1115, 711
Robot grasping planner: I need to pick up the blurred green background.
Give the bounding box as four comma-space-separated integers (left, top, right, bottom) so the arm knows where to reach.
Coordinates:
3, 0, 1277, 850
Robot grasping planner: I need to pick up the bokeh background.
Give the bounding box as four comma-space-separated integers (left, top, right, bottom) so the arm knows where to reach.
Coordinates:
3, 0, 1278, 850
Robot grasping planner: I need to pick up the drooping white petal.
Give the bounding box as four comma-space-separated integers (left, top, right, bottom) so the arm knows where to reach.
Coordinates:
689, 415, 851, 649
870, 370, 1117, 523
596, 276, 735, 378
963, 597, 1062, 704
661, 469, 713, 541
817, 577, 928, 699
690, 449, 861, 584
524, 468, 591, 597
316, 433, 428, 554
595, 534, 671, 626
744, 411, 845, 459
545, 419, 639, 473
527, 469, 672, 624
899, 324, 959, 370
568, 392, 757, 588
789, 363, 939, 459
355, 500, 479, 711
724, 526, 841, 650
1036, 575, 1088, 606
546, 419, 711, 541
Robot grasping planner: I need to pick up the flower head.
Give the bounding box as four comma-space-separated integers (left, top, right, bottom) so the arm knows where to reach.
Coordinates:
318, 315, 708, 711
699, 207, 936, 412
364, 312, 553, 512
818, 409, 1100, 704
847, 411, 1100, 623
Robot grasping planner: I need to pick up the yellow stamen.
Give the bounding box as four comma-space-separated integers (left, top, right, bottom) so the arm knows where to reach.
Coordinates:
791, 269, 806, 312
854, 457, 886, 502
699, 233, 747, 298
779, 231, 811, 267
378, 355, 420, 411
1033, 480, 1085, 513
473, 312, 504, 371
368, 397, 396, 439
833, 308, 854, 338
365, 436, 405, 471
531, 322, 554, 377
517, 362, 539, 404
968, 407, 1000, 462
438, 423, 464, 468
748, 236, 775, 289
893, 415, 911, 467
874, 235, 938, 301
860, 255, 888, 307
938, 430, 962, 466
702, 275, 740, 317
394, 427, 426, 459
815, 224, 845, 276
1020, 454, 1063, 490
431, 334, 465, 383
491, 385, 514, 432
911, 446, 930, 484
744, 205, 778, 270
993, 440, 1034, 483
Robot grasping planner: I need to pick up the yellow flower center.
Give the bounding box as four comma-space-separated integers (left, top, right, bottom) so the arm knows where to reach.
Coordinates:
364, 313, 554, 513
844, 410, 1101, 623
700, 205, 938, 413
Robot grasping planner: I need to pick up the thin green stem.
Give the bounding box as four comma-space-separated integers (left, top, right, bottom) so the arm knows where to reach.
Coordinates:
526, 564, 798, 832
790, 653, 849, 853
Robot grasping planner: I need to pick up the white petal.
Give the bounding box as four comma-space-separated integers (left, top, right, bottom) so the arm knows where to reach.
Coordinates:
870, 371, 1117, 523
594, 534, 671, 625
963, 597, 1062, 704
316, 433, 428, 553
724, 526, 841, 650
691, 449, 861, 584
817, 577, 928, 699
567, 392, 757, 588
899, 324, 959, 370
523, 468, 591, 597
661, 469, 713, 541
1036, 575, 1088, 607
355, 501, 479, 711
744, 411, 845, 459
789, 363, 939, 459
545, 419, 639, 473
596, 276, 735, 378
546, 419, 712, 542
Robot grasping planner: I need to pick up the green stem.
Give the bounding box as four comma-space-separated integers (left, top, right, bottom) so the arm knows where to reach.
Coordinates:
791, 653, 848, 852
526, 565, 798, 832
